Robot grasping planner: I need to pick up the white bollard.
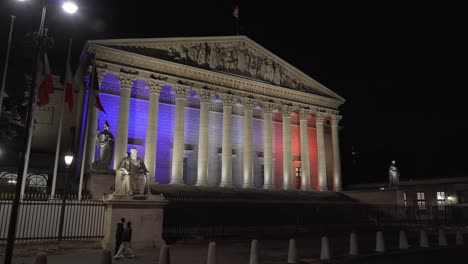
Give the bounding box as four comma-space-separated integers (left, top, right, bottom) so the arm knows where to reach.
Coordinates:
159, 244, 170, 264
376, 231, 385, 253
207, 242, 217, 264
320, 236, 331, 261
399, 230, 409, 250
288, 238, 297, 263
420, 229, 429, 248
438, 229, 448, 246
456, 230, 464, 246
250, 239, 259, 264
349, 232, 359, 256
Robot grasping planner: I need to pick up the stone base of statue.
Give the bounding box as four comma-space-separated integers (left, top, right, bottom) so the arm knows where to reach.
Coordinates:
86, 169, 116, 200
101, 194, 167, 250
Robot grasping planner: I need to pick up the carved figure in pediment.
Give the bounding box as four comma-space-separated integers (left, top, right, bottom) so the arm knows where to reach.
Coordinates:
265, 58, 275, 82
176, 45, 188, 62
222, 47, 236, 70
208, 43, 222, 69
237, 43, 249, 72
248, 56, 258, 76
197, 43, 208, 66
188, 45, 199, 63
273, 63, 281, 85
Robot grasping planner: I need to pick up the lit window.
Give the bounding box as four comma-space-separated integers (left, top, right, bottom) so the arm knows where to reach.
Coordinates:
437, 191, 446, 210
403, 192, 407, 207
417, 192, 426, 210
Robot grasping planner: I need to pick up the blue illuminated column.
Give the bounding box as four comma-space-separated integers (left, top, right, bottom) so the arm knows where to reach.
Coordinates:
315, 111, 328, 191
170, 84, 188, 184
242, 97, 255, 188
299, 108, 311, 191
262, 102, 274, 189
85, 70, 105, 169
113, 74, 135, 169
282, 104, 293, 190
144, 79, 164, 181
220, 93, 234, 187
331, 114, 342, 192
196, 88, 211, 186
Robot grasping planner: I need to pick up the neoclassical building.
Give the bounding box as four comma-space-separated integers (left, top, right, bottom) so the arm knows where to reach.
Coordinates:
76, 36, 345, 192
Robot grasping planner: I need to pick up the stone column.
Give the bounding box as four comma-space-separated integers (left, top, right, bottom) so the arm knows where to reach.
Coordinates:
262, 102, 274, 189
85, 70, 105, 169
242, 97, 255, 188
315, 111, 328, 191
170, 84, 188, 184
196, 89, 211, 186
282, 104, 293, 190
299, 108, 311, 191
113, 74, 134, 169
220, 93, 234, 187
144, 79, 163, 181
331, 114, 342, 192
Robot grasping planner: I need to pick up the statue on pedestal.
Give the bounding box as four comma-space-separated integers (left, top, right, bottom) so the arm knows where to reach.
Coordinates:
388, 160, 400, 188
95, 121, 114, 169
115, 148, 149, 195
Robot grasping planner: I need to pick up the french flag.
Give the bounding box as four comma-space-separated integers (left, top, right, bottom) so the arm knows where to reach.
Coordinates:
37, 53, 54, 106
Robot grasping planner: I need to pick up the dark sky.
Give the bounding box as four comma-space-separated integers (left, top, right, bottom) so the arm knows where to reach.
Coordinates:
1, 0, 467, 185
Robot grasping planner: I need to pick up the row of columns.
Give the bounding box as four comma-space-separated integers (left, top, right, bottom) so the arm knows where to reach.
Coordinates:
87, 74, 342, 191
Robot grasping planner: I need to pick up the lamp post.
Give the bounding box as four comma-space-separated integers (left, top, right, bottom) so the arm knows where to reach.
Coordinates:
4, 1, 78, 263
58, 152, 73, 241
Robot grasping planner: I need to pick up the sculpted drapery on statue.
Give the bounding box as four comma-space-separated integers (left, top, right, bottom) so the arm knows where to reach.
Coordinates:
115, 148, 149, 195
388, 160, 400, 188
94, 121, 114, 169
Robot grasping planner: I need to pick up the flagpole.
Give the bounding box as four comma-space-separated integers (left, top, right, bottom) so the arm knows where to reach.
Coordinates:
78, 55, 96, 200
51, 38, 72, 199
0, 15, 15, 119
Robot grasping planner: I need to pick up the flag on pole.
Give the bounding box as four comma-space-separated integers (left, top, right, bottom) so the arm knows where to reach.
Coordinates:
37, 53, 54, 105
64, 59, 74, 112
91, 54, 106, 114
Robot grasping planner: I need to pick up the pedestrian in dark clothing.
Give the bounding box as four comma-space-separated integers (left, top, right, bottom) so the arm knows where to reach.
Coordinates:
114, 221, 135, 259
115, 218, 125, 255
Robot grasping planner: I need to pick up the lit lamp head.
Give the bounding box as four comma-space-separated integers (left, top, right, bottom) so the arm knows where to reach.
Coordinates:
62, 1, 78, 14
64, 152, 74, 167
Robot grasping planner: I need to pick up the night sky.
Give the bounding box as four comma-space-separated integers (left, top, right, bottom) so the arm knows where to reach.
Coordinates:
1, 0, 467, 185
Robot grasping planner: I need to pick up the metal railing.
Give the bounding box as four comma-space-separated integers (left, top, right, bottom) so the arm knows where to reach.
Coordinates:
0, 198, 105, 242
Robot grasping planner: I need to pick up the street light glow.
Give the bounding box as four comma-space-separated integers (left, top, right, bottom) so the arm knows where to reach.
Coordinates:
64, 152, 74, 167
62, 1, 78, 14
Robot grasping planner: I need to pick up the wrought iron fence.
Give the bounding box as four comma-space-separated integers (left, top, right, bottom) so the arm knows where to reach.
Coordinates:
0, 198, 105, 242
162, 196, 468, 241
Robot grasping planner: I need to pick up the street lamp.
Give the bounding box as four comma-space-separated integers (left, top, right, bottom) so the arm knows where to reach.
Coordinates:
62, 1, 79, 14
4, 1, 79, 264
64, 152, 74, 168
58, 152, 73, 241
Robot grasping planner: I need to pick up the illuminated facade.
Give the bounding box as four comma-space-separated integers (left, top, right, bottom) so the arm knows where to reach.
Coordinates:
77, 36, 346, 191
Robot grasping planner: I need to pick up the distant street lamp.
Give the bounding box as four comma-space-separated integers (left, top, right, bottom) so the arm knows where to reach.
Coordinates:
4, 1, 79, 263
62, 1, 79, 14
58, 152, 73, 241
64, 152, 74, 168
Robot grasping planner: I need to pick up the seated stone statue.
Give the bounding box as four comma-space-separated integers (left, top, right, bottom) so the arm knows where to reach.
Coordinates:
114, 148, 149, 195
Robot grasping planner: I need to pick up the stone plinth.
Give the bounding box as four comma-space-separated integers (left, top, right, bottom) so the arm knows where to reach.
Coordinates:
87, 169, 116, 200
102, 194, 167, 250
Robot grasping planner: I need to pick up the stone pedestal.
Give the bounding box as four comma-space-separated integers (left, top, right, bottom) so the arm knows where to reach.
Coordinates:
102, 194, 167, 250
87, 169, 116, 200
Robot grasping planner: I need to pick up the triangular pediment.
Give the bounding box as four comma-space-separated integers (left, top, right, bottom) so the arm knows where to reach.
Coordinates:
90, 36, 344, 101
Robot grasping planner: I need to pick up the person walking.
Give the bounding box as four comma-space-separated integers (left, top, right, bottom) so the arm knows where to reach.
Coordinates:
115, 218, 125, 255
114, 221, 135, 259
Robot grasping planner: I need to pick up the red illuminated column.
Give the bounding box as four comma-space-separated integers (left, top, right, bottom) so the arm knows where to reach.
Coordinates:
196, 89, 211, 186
299, 108, 311, 191
170, 84, 188, 184
331, 114, 342, 192
242, 97, 255, 188
220, 93, 234, 187
114, 74, 135, 169
262, 102, 274, 189
315, 111, 328, 191
144, 79, 163, 182
282, 104, 293, 190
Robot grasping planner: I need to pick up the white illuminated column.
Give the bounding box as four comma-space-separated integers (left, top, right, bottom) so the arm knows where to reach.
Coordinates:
170, 84, 188, 184
144, 79, 163, 182
315, 111, 328, 191
242, 97, 255, 188
299, 108, 311, 191
282, 105, 293, 190
220, 93, 234, 187
331, 114, 342, 192
262, 102, 274, 189
196, 89, 211, 186
113, 74, 134, 169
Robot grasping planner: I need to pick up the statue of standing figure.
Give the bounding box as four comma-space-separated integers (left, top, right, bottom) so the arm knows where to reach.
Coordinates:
114, 148, 149, 195
95, 121, 114, 169
388, 160, 400, 188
